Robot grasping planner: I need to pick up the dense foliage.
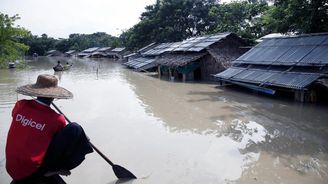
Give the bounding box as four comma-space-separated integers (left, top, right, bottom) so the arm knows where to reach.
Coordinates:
121, 0, 328, 50
263, 0, 328, 33
20, 32, 122, 56
0, 13, 29, 68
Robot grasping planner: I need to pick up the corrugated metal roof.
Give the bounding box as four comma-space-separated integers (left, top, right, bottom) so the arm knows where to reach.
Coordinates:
97, 47, 111, 51
46, 50, 57, 54
235, 33, 328, 66
215, 67, 322, 89
142, 32, 233, 56
142, 42, 180, 56
90, 51, 107, 56
124, 56, 156, 71
111, 48, 125, 52
298, 45, 328, 65
138, 43, 157, 53
83, 47, 99, 53
65, 50, 76, 54
124, 53, 137, 58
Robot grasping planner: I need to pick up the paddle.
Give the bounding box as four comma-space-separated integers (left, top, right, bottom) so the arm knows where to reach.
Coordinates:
51, 102, 137, 179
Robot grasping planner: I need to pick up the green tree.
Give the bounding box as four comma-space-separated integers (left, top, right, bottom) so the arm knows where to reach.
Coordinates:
121, 0, 217, 50
20, 33, 56, 56
0, 13, 29, 68
263, 0, 328, 33
209, 1, 269, 43
21, 32, 121, 55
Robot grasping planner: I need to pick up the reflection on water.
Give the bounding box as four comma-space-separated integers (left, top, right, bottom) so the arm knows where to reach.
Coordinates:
0, 57, 328, 184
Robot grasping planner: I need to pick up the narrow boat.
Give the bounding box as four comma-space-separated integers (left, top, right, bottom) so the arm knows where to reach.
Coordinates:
53, 64, 72, 72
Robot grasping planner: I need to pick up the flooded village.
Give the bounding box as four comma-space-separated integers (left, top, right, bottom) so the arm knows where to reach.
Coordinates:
48, 32, 328, 103
1, 0, 328, 184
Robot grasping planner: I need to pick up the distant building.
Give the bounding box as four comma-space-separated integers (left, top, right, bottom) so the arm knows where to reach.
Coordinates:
64, 50, 78, 57
107, 47, 126, 59
214, 33, 328, 102
46, 50, 63, 57
124, 43, 159, 71
77, 47, 99, 58
89, 47, 111, 58
125, 33, 249, 81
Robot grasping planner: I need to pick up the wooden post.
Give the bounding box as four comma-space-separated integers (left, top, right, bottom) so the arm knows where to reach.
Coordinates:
169, 68, 172, 80
182, 74, 186, 82
158, 66, 161, 79
294, 90, 305, 102
300, 90, 305, 102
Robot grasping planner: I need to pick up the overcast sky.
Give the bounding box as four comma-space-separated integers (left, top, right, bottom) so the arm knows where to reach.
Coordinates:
2, 0, 231, 38
1, 0, 156, 38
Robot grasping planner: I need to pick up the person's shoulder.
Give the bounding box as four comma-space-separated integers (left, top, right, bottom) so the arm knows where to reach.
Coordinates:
47, 107, 65, 120
15, 99, 33, 106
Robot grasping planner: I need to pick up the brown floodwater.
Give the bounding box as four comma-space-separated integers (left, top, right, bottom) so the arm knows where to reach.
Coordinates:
0, 57, 328, 184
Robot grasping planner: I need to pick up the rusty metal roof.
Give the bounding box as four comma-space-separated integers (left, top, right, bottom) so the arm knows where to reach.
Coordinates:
235, 33, 328, 66
215, 67, 323, 89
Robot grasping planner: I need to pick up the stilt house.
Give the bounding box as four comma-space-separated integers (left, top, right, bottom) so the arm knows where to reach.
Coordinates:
214, 33, 328, 102
154, 32, 248, 81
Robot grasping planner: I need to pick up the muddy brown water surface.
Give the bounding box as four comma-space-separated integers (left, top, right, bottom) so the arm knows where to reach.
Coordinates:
1, 57, 328, 184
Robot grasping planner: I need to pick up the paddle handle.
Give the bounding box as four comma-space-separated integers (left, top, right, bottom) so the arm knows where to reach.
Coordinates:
51, 102, 115, 166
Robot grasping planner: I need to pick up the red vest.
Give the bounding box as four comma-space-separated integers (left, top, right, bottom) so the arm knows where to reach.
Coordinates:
6, 100, 66, 180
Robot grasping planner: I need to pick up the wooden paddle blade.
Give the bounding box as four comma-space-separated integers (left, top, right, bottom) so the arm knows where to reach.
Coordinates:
112, 164, 137, 179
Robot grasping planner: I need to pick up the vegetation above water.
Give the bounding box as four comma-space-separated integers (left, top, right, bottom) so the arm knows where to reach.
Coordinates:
0, 13, 29, 69
19, 32, 122, 56
0, 0, 327, 68
120, 0, 328, 50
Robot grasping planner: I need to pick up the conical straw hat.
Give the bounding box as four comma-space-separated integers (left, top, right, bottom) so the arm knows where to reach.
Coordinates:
16, 74, 73, 99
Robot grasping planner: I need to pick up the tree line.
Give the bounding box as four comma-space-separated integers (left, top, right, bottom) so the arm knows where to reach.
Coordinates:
0, 0, 327, 68
120, 0, 328, 50
19, 32, 122, 56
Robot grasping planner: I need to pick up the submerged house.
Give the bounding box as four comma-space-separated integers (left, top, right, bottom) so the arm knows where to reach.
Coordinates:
46, 50, 63, 57
155, 32, 248, 81
214, 33, 328, 102
106, 48, 126, 59
125, 33, 248, 81
124, 43, 166, 72
64, 50, 77, 57
89, 47, 111, 58
77, 47, 99, 58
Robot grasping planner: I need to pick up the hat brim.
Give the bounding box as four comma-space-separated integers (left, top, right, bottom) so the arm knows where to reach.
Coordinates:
16, 84, 73, 99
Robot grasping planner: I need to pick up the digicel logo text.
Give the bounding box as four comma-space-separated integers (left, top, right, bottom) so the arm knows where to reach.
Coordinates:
16, 114, 46, 131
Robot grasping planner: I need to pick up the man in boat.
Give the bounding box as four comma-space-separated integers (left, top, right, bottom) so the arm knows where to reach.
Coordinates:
63, 62, 72, 70
54, 61, 64, 71
6, 74, 93, 184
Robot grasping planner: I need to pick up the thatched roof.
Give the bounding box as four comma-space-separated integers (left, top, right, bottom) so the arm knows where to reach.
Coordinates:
155, 52, 206, 67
